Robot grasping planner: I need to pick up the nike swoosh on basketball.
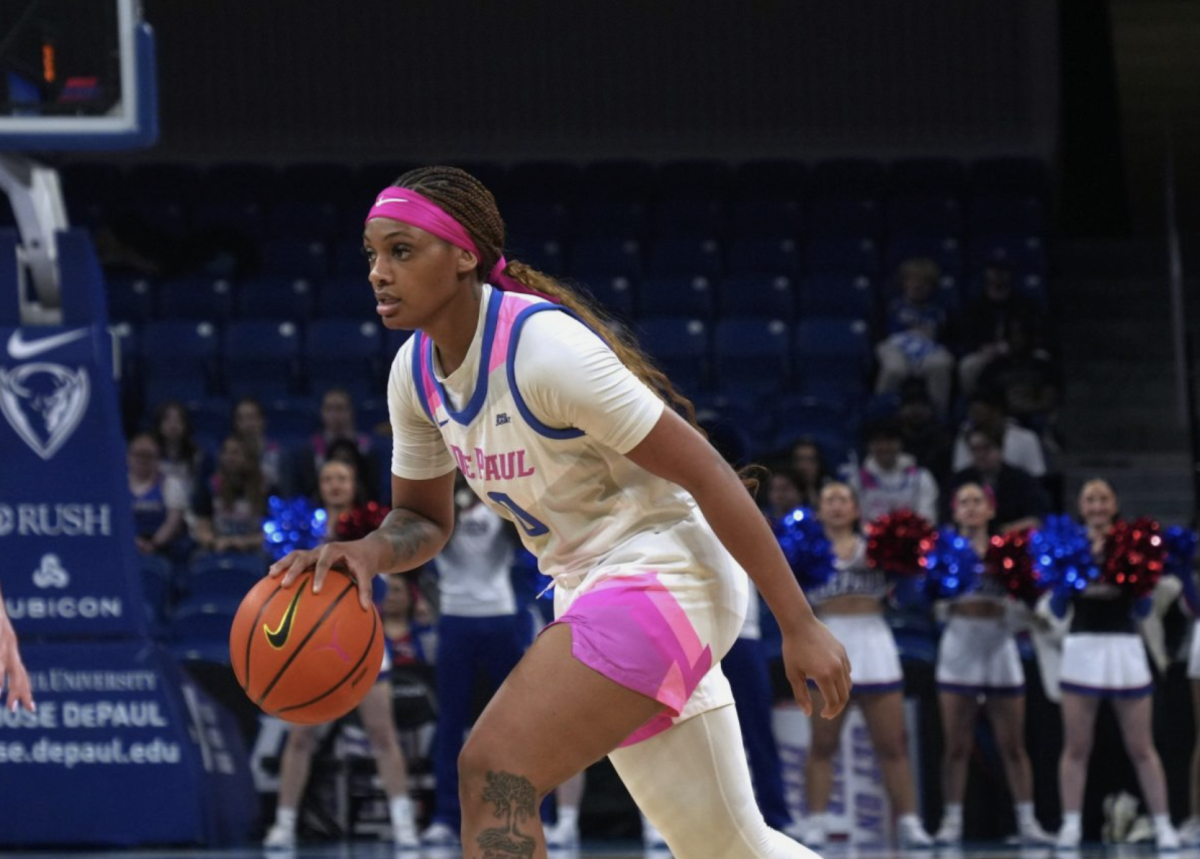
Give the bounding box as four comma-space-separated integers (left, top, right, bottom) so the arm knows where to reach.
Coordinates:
7, 328, 88, 360
264, 589, 303, 649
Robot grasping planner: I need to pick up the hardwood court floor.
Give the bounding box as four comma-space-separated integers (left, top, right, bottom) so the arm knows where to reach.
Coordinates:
0, 843, 1191, 859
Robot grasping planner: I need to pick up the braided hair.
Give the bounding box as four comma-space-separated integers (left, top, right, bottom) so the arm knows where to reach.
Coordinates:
393, 165, 702, 437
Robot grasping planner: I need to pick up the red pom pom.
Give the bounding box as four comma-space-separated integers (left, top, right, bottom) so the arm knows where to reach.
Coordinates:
334, 501, 390, 542
866, 510, 936, 577
1101, 517, 1164, 598
985, 528, 1042, 604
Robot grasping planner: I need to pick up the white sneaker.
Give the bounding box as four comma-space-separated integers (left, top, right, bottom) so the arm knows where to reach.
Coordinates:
1018, 818, 1055, 846
1157, 824, 1182, 852
263, 822, 296, 849
1055, 823, 1081, 851
1178, 816, 1200, 846
898, 816, 934, 850
420, 821, 460, 847
390, 798, 419, 850
934, 816, 962, 845
546, 818, 580, 849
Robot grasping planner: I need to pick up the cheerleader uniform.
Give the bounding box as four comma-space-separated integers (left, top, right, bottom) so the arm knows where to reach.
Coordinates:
1058, 585, 1153, 698
936, 571, 1024, 696
805, 537, 903, 693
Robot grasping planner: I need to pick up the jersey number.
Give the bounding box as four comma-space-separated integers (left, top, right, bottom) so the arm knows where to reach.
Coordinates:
487, 492, 549, 537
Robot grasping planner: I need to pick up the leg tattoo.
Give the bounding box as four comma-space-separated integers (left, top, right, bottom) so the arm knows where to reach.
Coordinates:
474, 770, 537, 858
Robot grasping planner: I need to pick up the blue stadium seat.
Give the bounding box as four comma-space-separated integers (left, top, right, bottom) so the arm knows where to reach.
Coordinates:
793, 317, 873, 393
658, 160, 732, 202
637, 316, 712, 393
569, 237, 642, 280
236, 275, 315, 320
106, 274, 156, 324
652, 199, 725, 239
267, 200, 340, 239
511, 238, 566, 277
970, 157, 1048, 198
733, 160, 807, 202
305, 319, 385, 396
968, 195, 1047, 234
713, 317, 791, 394
222, 319, 303, 399
184, 553, 268, 603
885, 195, 963, 237
574, 200, 650, 239
798, 274, 876, 319
138, 553, 176, 631
774, 393, 860, 453
807, 197, 882, 237
187, 397, 233, 448
140, 320, 221, 404
887, 158, 964, 197
717, 273, 795, 320
329, 239, 369, 277
883, 235, 964, 278
729, 199, 804, 240
505, 200, 572, 246
646, 237, 722, 279
258, 238, 330, 280
190, 200, 269, 241
583, 275, 638, 320
156, 275, 236, 322
725, 237, 801, 278
260, 395, 320, 443
804, 236, 880, 276
315, 275, 374, 318
507, 161, 579, 204
382, 328, 414, 363
168, 597, 242, 665
580, 160, 657, 203
810, 159, 885, 198
640, 275, 714, 320
967, 234, 1048, 276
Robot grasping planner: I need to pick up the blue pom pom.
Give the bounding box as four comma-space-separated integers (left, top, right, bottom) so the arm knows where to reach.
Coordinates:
923, 528, 982, 599
1029, 515, 1096, 596
262, 495, 327, 561
774, 507, 836, 590
1163, 526, 1198, 579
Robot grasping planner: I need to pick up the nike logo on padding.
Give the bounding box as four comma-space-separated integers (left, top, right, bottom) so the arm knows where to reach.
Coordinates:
7, 328, 88, 360
264, 589, 303, 649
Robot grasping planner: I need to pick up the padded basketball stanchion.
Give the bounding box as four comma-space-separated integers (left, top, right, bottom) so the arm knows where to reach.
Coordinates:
0, 153, 68, 325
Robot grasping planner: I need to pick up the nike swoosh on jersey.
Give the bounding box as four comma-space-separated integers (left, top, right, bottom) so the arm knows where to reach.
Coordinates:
264, 588, 303, 649
7, 328, 89, 360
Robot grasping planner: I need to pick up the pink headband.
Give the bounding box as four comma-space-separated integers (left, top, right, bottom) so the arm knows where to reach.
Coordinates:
366, 187, 556, 302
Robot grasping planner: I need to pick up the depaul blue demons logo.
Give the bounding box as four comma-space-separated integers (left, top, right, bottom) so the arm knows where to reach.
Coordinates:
0, 362, 90, 460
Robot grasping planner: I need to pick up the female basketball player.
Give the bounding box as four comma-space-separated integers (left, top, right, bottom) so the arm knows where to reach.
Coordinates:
270, 165, 850, 859
932, 483, 1050, 845
1050, 479, 1178, 850
798, 482, 932, 849
264, 459, 418, 849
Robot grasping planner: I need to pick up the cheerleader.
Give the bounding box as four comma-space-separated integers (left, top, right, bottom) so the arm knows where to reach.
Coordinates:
799, 482, 932, 849
931, 483, 1050, 845
1050, 479, 1178, 850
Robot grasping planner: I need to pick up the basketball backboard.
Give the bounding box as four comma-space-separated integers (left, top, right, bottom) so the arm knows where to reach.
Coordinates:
0, 0, 157, 150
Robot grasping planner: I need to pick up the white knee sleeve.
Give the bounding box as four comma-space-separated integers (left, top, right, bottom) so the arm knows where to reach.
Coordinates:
609, 705, 820, 859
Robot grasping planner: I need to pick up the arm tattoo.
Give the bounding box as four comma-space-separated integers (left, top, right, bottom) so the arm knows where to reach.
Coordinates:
377, 509, 438, 569
472, 770, 537, 858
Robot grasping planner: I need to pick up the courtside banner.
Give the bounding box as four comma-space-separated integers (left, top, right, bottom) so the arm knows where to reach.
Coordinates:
0, 640, 258, 847
0, 324, 146, 637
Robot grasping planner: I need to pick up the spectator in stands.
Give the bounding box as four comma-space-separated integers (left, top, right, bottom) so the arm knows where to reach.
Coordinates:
875, 257, 956, 417
263, 458, 418, 849
957, 251, 1046, 398
895, 382, 954, 487
932, 482, 1052, 846
841, 420, 939, 523
948, 427, 1047, 533
290, 387, 380, 502
951, 388, 1046, 481
190, 435, 268, 556
321, 437, 381, 508
231, 396, 286, 495
788, 437, 832, 509
419, 477, 528, 850
381, 573, 433, 666
976, 317, 1061, 436
127, 431, 191, 565
151, 399, 210, 503
764, 467, 804, 519
799, 482, 932, 849
1047, 479, 1179, 851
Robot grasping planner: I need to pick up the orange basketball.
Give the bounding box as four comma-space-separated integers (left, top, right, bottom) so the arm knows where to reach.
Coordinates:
230, 569, 384, 725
